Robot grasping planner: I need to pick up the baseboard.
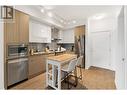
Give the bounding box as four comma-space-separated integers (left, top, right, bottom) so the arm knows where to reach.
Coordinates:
91, 65, 114, 71
85, 65, 90, 69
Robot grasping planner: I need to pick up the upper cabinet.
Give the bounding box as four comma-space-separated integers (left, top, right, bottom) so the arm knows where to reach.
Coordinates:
5, 10, 29, 44
59, 29, 74, 43
5, 10, 19, 44
19, 11, 29, 44
75, 25, 85, 36
29, 19, 51, 43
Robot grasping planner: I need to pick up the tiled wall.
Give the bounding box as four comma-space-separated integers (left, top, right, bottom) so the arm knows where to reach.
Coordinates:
29, 41, 58, 52
47, 41, 58, 50
29, 43, 47, 52
29, 42, 74, 52
59, 43, 75, 52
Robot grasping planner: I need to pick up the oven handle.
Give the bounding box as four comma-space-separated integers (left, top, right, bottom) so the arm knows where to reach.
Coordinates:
7, 58, 28, 64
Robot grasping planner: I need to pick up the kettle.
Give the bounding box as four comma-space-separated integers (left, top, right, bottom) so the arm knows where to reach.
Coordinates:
30, 49, 34, 55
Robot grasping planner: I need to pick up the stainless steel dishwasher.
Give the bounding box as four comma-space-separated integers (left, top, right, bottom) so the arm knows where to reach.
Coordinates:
7, 58, 28, 86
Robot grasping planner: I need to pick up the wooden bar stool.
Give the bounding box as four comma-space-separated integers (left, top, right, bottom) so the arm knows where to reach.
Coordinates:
61, 58, 77, 89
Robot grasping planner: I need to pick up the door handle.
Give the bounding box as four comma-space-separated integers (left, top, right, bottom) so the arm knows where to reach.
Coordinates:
122, 58, 125, 61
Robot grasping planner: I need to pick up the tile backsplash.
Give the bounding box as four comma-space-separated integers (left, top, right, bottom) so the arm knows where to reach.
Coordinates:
29, 43, 47, 52
47, 41, 58, 50
29, 41, 58, 52
58, 43, 75, 52
29, 42, 75, 52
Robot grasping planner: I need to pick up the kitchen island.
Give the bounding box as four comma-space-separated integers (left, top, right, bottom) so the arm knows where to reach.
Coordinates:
46, 54, 77, 90
28, 50, 72, 79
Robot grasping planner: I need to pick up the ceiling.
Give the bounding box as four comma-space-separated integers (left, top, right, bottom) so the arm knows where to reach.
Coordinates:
33, 5, 121, 29
42, 5, 121, 21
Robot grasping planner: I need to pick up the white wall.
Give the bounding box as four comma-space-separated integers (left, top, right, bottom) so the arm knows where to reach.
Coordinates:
0, 22, 4, 89
86, 16, 117, 70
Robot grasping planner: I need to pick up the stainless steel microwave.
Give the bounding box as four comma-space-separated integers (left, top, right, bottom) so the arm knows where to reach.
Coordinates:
7, 44, 28, 57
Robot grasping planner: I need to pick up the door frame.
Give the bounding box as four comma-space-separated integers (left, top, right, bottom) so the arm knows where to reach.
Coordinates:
124, 6, 127, 89
115, 6, 126, 89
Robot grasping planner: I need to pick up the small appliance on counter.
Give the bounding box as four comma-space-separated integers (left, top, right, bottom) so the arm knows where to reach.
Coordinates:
71, 46, 74, 52
29, 49, 35, 55
45, 46, 50, 53
57, 45, 61, 51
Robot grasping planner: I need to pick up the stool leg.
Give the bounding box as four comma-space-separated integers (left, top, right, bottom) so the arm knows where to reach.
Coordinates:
74, 67, 78, 87
55, 70, 58, 87
80, 66, 82, 80
64, 72, 67, 83
67, 73, 70, 89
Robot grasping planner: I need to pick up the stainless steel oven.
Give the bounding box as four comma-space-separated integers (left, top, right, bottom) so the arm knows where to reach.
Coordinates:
7, 44, 28, 87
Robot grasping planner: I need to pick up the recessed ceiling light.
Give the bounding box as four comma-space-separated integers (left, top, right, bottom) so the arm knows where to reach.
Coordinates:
43, 6, 54, 10
47, 12, 53, 17
72, 20, 76, 24
41, 9, 44, 13
93, 14, 105, 20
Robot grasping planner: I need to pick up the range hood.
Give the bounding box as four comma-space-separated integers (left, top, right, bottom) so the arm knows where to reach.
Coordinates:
51, 27, 61, 41
51, 38, 62, 41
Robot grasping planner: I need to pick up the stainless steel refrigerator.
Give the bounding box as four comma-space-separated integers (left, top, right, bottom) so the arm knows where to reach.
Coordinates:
75, 33, 85, 68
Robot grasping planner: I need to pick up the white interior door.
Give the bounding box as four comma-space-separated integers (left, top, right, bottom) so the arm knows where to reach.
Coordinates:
91, 31, 111, 69
115, 7, 126, 89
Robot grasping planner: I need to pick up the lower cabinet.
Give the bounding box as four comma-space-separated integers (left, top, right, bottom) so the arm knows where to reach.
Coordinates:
28, 54, 54, 79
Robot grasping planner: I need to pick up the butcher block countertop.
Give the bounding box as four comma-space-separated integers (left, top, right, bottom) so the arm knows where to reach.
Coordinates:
47, 54, 77, 62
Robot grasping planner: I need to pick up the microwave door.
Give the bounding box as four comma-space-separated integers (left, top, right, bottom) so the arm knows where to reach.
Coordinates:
18, 47, 28, 56
8, 47, 18, 57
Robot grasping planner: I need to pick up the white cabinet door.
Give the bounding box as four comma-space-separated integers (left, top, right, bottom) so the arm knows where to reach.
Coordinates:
46, 26, 51, 43
29, 21, 40, 42
29, 20, 51, 43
